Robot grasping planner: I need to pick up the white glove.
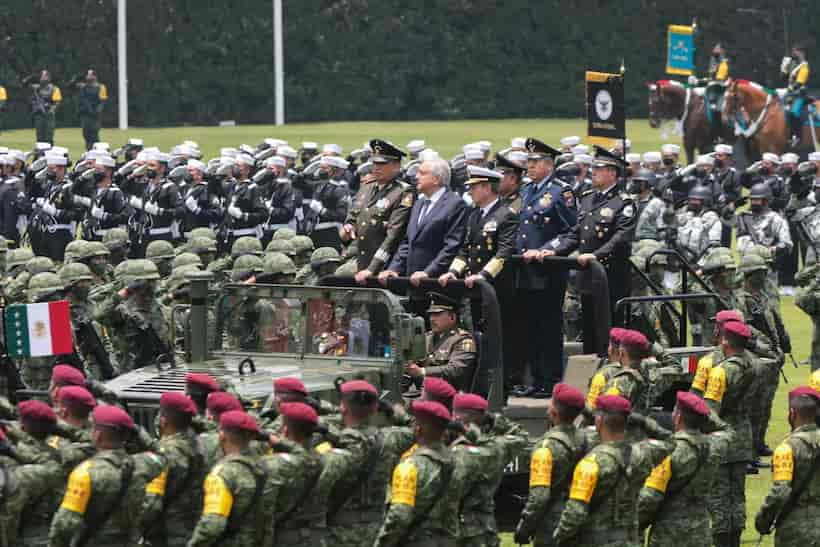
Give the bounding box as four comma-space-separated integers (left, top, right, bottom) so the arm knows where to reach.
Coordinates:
781, 56, 792, 74
264, 199, 273, 210
42, 202, 57, 216
73, 195, 92, 208
687, 75, 698, 86
185, 196, 199, 212
144, 202, 160, 216
129, 196, 143, 210
463, 193, 474, 206
680, 163, 697, 177
228, 204, 244, 219
309, 199, 324, 213
35, 197, 45, 208
91, 206, 106, 220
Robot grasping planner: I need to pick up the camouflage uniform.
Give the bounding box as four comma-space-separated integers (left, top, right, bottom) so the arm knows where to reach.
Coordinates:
15, 434, 62, 547
552, 437, 673, 546
586, 361, 621, 411
797, 275, 820, 370
754, 423, 820, 546
517, 424, 588, 546
18, 272, 65, 390
1, 458, 66, 547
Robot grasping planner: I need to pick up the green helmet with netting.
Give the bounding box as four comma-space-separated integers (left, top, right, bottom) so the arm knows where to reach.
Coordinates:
189, 227, 217, 241
27, 272, 64, 301
265, 239, 295, 257
86, 241, 110, 258
113, 260, 130, 280
26, 256, 56, 275
63, 240, 87, 263
231, 236, 263, 258
120, 259, 161, 284
701, 247, 735, 274
146, 240, 176, 261
632, 239, 661, 255
187, 236, 218, 255
334, 259, 358, 277
102, 227, 129, 252
739, 253, 768, 274
6, 248, 34, 272
748, 244, 774, 265
173, 252, 203, 270
272, 227, 296, 241
263, 252, 297, 275
231, 254, 264, 281
167, 264, 200, 292
310, 247, 341, 268
290, 235, 315, 256
59, 262, 94, 286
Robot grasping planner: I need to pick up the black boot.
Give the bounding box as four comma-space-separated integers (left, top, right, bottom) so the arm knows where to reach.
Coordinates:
790, 113, 802, 147
713, 532, 732, 547
731, 529, 743, 547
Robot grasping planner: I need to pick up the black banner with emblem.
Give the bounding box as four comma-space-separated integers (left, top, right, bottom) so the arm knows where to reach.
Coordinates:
585, 71, 625, 140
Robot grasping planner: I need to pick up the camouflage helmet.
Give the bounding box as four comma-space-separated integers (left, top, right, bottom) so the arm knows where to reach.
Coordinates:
310, 247, 341, 267
701, 247, 736, 273
26, 272, 64, 300
86, 240, 110, 258
26, 256, 56, 275
334, 259, 358, 277
120, 259, 161, 284
188, 227, 217, 241
59, 262, 94, 286
748, 244, 774, 264
231, 236, 264, 258
113, 260, 130, 279
739, 253, 768, 274
290, 235, 315, 256
271, 228, 296, 241
102, 227, 129, 251
262, 252, 297, 275
6, 248, 34, 271
173, 252, 203, 270
187, 236, 217, 255
63, 240, 87, 263
146, 240, 176, 261
231, 254, 264, 280
632, 239, 661, 255
265, 239, 295, 256
167, 264, 200, 292
629, 249, 651, 270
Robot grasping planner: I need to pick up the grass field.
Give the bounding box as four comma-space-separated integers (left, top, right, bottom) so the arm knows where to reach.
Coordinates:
0, 119, 812, 545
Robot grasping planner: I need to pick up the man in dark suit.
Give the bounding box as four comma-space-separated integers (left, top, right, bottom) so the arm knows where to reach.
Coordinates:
511, 138, 577, 399
379, 158, 467, 287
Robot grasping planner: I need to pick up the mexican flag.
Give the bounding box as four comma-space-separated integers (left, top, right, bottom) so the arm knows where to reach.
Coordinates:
5, 301, 73, 358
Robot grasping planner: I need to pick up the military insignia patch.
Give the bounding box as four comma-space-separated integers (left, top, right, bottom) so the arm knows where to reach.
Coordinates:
376, 198, 388, 209
462, 339, 476, 352
600, 207, 613, 218
484, 220, 497, 232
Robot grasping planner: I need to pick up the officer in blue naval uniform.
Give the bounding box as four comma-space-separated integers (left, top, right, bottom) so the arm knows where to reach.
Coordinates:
510, 137, 577, 398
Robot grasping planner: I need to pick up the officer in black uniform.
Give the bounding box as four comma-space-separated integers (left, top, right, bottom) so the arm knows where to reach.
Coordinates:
129, 151, 182, 255
306, 155, 350, 251
224, 153, 267, 248
511, 138, 577, 398
439, 164, 520, 394
259, 156, 296, 245
34, 154, 85, 261
83, 154, 130, 241
552, 147, 637, 350
181, 159, 222, 236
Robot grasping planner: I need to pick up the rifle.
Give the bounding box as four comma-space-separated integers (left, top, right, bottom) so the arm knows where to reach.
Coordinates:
75, 319, 116, 380
0, 337, 26, 405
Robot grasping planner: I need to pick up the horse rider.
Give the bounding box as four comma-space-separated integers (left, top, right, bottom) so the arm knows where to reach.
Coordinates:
691, 43, 730, 143
781, 43, 811, 147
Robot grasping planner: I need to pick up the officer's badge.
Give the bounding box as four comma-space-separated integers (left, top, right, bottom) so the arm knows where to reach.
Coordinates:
484, 220, 497, 232
401, 193, 414, 207
539, 194, 552, 207
623, 204, 634, 218
462, 339, 476, 352
600, 207, 613, 218
373, 143, 384, 155
376, 198, 388, 209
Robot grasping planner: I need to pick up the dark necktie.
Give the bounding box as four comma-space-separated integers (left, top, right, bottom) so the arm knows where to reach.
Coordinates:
418, 199, 431, 225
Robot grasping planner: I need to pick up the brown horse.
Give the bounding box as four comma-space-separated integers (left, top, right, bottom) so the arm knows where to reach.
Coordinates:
723, 78, 820, 156
647, 79, 730, 164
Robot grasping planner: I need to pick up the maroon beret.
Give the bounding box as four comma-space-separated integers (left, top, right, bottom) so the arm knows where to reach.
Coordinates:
279, 402, 318, 425
206, 391, 243, 415
340, 380, 378, 396
219, 410, 259, 433
92, 404, 135, 431
620, 330, 649, 353
52, 364, 85, 387
18, 400, 57, 423
790, 386, 820, 401
412, 400, 451, 423
58, 386, 97, 409
423, 377, 456, 401
676, 391, 709, 417
552, 383, 586, 409
595, 394, 632, 414
609, 327, 628, 345
723, 321, 751, 339
160, 392, 198, 415
715, 310, 744, 324
274, 377, 308, 396
185, 373, 219, 392
453, 392, 488, 412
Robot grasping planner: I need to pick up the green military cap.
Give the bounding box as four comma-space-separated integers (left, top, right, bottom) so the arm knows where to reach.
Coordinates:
310, 247, 341, 267
63, 240, 87, 263
290, 235, 315, 256
265, 239, 295, 257
102, 227, 129, 252
172, 252, 203, 270
120, 259, 161, 284
271, 228, 296, 241
27, 272, 64, 300
739, 254, 768, 274
6, 248, 34, 272
427, 292, 459, 314
231, 236, 264, 258
188, 227, 217, 241
231, 254, 263, 281
26, 256, 56, 275
146, 240, 176, 261
187, 236, 217, 255
369, 139, 406, 163
262, 252, 297, 275
59, 262, 94, 286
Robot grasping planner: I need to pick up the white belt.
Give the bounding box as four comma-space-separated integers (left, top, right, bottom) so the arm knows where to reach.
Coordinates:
149, 227, 173, 235
230, 227, 260, 236
95, 226, 126, 235
263, 223, 290, 230
314, 221, 342, 230
48, 223, 74, 232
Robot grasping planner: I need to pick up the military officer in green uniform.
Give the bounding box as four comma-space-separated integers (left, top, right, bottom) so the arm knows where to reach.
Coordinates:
600, 329, 649, 415
75, 69, 108, 150
30, 70, 62, 144
585, 328, 626, 410
341, 139, 414, 283
404, 292, 477, 393
755, 386, 820, 546
497, 150, 527, 215
515, 383, 588, 546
